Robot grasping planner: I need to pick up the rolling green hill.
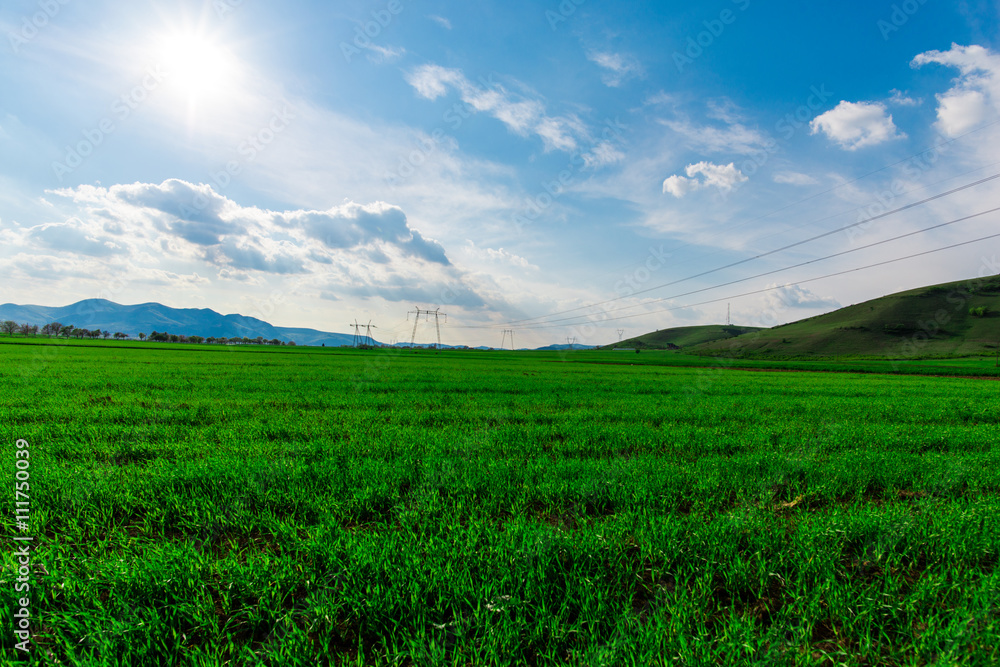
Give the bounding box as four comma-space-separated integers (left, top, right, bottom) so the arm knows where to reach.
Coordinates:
692, 275, 1000, 358
602, 324, 762, 350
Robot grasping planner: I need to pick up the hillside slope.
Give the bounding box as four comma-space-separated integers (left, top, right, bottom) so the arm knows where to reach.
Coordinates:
692, 275, 1000, 358
602, 325, 762, 350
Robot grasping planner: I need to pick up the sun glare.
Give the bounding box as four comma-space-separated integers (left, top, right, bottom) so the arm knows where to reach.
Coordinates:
153, 31, 239, 108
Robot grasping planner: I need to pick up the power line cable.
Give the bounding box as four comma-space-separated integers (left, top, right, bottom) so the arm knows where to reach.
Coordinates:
576, 119, 1000, 288
507, 229, 1000, 329
497, 206, 1000, 328
501, 171, 1000, 327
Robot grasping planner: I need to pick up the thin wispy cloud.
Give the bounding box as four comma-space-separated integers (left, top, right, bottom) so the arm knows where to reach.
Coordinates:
773, 171, 819, 186
405, 64, 586, 152
428, 15, 452, 30
586, 50, 644, 87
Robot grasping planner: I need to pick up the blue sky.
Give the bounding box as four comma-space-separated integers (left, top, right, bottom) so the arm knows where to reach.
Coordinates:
2, 0, 999, 346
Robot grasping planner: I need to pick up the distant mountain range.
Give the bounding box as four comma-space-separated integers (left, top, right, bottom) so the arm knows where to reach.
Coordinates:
0, 299, 600, 349
533, 343, 598, 351
0, 299, 357, 347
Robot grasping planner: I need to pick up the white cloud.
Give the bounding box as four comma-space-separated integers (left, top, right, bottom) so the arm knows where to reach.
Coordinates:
27, 217, 126, 257
642, 91, 674, 107
912, 44, 1000, 137
365, 44, 405, 64
428, 15, 452, 29
662, 162, 747, 197
660, 108, 772, 155
0, 179, 519, 332
406, 64, 465, 100
888, 89, 921, 106
43, 180, 456, 276
765, 284, 840, 310
582, 141, 626, 168
404, 64, 585, 152
809, 101, 904, 150
773, 171, 819, 186
934, 89, 989, 136
586, 51, 644, 87
465, 240, 537, 270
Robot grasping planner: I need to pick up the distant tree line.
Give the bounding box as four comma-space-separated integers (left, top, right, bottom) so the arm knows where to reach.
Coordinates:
1, 320, 295, 346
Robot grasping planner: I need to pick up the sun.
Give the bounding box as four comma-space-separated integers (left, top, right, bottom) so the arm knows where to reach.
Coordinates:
153, 30, 238, 104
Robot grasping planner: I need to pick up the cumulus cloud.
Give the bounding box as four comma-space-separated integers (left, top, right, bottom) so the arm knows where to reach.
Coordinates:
114, 179, 242, 246
27, 218, 126, 257
42, 181, 456, 282
208, 239, 305, 275
337, 278, 486, 309
0, 179, 510, 325
587, 51, 644, 87
662, 162, 747, 197
284, 201, 449, 265
404, 64, 585, 152
912, 44, 1000, 137
934, 89, 989, 136
809, 101, 904, 150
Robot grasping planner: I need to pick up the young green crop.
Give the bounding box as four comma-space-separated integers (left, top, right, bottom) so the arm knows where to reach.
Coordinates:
1, 341, 999, 665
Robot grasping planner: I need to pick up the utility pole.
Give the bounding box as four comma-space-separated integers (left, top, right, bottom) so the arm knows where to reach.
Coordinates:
408, 307, 448, 348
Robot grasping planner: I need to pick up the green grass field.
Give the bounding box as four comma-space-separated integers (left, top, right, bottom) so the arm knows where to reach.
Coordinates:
2, 340, 1000, 665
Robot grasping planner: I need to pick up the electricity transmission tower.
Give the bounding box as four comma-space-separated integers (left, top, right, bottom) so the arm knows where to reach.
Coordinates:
351, 320, 378, 347
501, 329, 515, 350
566, 336, 577, 350
350, 320, 363, 348
408, 307, 447, 348
617, 329, 625, 343
726, 303, 731, 326
364, 320, 378, 347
